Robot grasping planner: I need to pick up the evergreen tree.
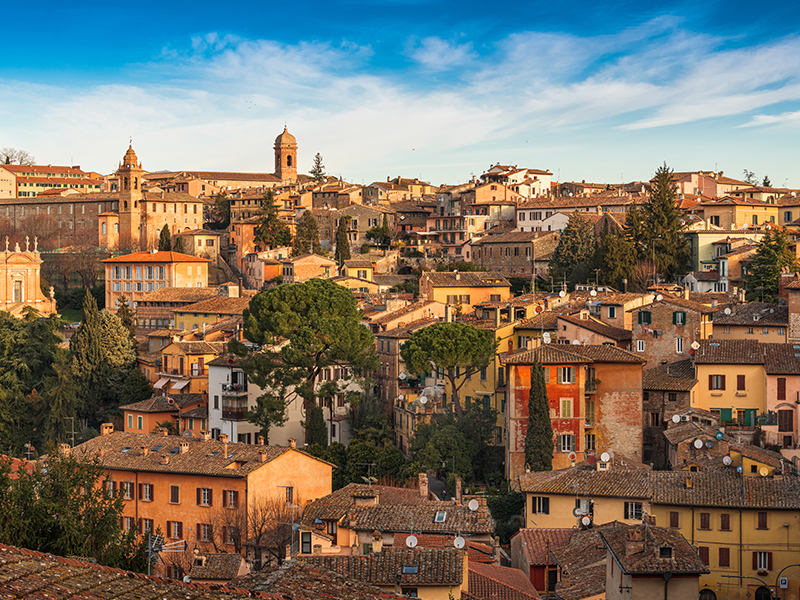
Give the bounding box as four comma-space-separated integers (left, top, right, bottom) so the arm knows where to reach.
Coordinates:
172, 236, 185, 254
255, 190, 292, 248
158, 224, 172, 251
305, 403, 327, 448
548, 211, 596, 286
595, 224, 636, 290
120, 369, 153, 405
334, 216, 351, 265
41, 351, 78, 446
762, 175, 772, 187
116, 294, 137, 343
365, 214, 391, 247
309, 153, 326, 182
623, 202, 648, 257
292, 211, 322, 256
645, 164, 690, 282
746, 228, 797, 303
524, 357, 553, 472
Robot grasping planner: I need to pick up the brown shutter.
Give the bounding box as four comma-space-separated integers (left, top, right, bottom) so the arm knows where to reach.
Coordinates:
768, 552, 773, 571
177, 522, 183, 539
778, 378, 786, 400
208, 524, 213, 540
138, 483, 143, 499
196, 523, 201, 540
197, 488, 201, 506
222, 526, 227, 544
737, 375, 745, 391
222, 490, 228, 508
721, 375, 726, 390
753, 552, 758, 570
233, 491, 239, 508
167, 521, 172, 537
208, 489, 213, 507
708, 375, 713, 389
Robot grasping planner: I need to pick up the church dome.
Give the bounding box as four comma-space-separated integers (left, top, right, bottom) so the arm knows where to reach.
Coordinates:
274, 126, 296, 146
121, 144, 140, 168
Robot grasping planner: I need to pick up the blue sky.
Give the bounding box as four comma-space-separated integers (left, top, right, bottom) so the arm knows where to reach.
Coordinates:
3, 0, 800, 187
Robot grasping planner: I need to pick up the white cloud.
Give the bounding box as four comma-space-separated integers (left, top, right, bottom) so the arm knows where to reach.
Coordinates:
405, 36, 476, 71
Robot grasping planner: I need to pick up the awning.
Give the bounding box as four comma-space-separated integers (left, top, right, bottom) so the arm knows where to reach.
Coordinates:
171, 379, 190, 391
153, 377, 170, 390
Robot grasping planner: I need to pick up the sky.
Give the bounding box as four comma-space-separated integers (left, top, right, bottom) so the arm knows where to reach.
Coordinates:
2, 0, 800, 187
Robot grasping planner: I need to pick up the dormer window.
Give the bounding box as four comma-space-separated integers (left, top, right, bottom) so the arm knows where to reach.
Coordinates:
659, 546, 673, 559
434, 511, 447, 523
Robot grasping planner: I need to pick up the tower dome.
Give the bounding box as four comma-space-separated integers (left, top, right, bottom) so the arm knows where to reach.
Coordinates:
274, 126, 297, 146
120, 144, 141, 169
274, 126, 297, 182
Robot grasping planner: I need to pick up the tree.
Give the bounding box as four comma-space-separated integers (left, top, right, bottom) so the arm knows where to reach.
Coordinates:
292, 211, 322, 256
0, 148, 35, 165
255, 190, 292, 248
762, 175, 772, 187
746, 228, 797, 303
204, 193, 230, 230
623, 202, 648, 257
400, 321, 497, 417
365, 214, 391, 247
309, 153, 326, 182
305, 403, 327, 448
645, 164, 690, 282
524, 357, 553, 472
41, 351, 79, 446
743, 169, 757, 185
548, 211, 596, 286
334, 216, 351, 265
120, 369, 153, 405
158, 224, 172, 251
116, 294, 137, 343
173, 236, 185, 253
594, 225, 636, 290
234, 279, 378, 427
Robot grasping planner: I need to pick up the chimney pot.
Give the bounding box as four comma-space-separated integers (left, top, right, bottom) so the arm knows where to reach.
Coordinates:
201, 430, 211, 441
288, 437, 297, 449
59, 443, 71, 456
419, 472, 429, 499
179, 441, 190, 454
257, 435, 265, 446
101, 423, 114, 436
140, 446, 148, 456
258, 450, 269, 462
160, 454, 169, 465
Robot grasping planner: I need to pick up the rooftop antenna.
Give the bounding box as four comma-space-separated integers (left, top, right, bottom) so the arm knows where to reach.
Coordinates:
67, 416, 79, 447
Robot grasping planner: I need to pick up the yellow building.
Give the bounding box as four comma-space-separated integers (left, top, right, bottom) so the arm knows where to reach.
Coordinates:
700, 197, 779, 229
419, 271, 511, 311
173, 295, 251, 331
712, 302, 788, 343
155, 341, 226, 394
340, 259, 374, 281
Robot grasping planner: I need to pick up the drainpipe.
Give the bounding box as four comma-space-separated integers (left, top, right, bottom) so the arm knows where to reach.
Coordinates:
663, 572, 671, 600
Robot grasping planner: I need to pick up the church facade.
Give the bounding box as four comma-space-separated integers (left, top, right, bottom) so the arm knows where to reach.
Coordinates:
0, 236, 57, 317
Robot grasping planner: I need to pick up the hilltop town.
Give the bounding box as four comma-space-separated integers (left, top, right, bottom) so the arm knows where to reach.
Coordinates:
0, 130, 799, 600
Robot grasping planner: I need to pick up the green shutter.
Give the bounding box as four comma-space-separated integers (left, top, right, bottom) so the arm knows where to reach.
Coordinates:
672, 312, 677, 325
720, 408, 732, 423
638, 312, 643, 324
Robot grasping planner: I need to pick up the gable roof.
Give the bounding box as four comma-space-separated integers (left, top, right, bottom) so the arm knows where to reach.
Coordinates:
514, 529, 574, 566
557, 315, 632, 342
176, 296, 252, 316
344, 503, 494, 536
468, 562, 541, 600
712, 302, 788, 327
693, 339, 764, 365
422, 271, 511, 288
763, 343, 800, 375
302, 483, 428, 525
642, 359, 697, 392
120, 393, 205, 413
102, 251, 211, 263
189, 553, 247, 580
600, 525, 708, 575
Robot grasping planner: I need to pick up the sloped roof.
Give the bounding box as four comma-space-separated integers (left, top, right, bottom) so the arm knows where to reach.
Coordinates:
120, 393, 205, 413
693, 339, 764, 365
642, 359, 697, 392
136, 287, 218, 304
600, 525, 709, 575
514, 529, 574, 566
549, 525, 621, 600
763, 343, 800, 375
190, 553, 247, 580
518, 463, 652, 498
345, 503, 493, 535
557, 315, 632, 342
713, 302, 788, 327
501, 344, 643, 365
468, 562, 541, 600
302, 483, 428, 526
176, 296, 251, 316
422, 272, 510, 288
102, 251, 210, 263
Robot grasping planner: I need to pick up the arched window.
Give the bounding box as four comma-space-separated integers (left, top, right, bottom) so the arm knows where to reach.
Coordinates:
124, 177, 129, 190
287, 155, 292, 167
699, 590, 717, 600
124, 201, 128, 209
114, 223, 119, 233
755, 588, 771, 600
102, 222, 107, 235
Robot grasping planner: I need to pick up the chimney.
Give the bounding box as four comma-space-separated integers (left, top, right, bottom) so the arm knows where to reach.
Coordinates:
445, 304, 452, 323
219, 433, 229, 457
179, 441, 190, 454
288, 437, 297, 449
455, 477, 462, 504
372, 530, 383, 553
454, 271, 460, 281
312, 544, 322, 555
419, 472, 429, 499
626, 528, 645, 556
59, 443, 71, 456
257, 435, 265, 446
140, 446, 149, 456
160, 454, 169, 465
201, 430, 211, 441
683, 287, 689, 300
495, 308, 501, 329
101, 423, 114, 436
258, 449, 269, 462
97, 448, 105, 457
156, 427, 169, 436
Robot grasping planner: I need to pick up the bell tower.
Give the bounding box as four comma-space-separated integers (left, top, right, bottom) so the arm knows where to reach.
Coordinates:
117, 144, 145, 251
274, 126, 297, 182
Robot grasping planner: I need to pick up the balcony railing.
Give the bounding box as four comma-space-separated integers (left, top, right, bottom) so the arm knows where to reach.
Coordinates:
222, 409, 247, 421
585, 381, 597, 394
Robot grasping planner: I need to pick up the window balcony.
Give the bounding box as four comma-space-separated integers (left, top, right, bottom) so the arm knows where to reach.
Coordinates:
585, 380, 597, 394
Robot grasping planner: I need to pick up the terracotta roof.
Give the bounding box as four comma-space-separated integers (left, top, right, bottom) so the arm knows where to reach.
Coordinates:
102, 251, 210, 263
72, 431, 326, 477
693, 339, 764, 365
688, 270, 720, 282
557, 315, 632, 342
343, 259, 374, 269
600, 525, 709, 575
596, 293, 650, 306
302, 483, 428, 526
176, 296, 251, 316
470, 230, 556, 245
518, 462, 652, 498
120, 393, 205, 413
763, 343, 800, 375
378, 317, 440, 339
0, 543, 257, 600
300, 548, 464, 586
230, 559, 403, 599
421, 272, 511, 288
501, 345, 593, 365
642, 359, 697, 392
170, 341, 227, 355
345, 503, 494, 535
647, 295, 716, 314
712, 302, 788, 327
182, 406, 209, 419
371, 301, 439, 325
137, 287, 218, 304
468, 562, 541, 600
559, 344, 644, 363
687, 292, 740, 306
207, 354, 244, 368
190, 553, 247, 580
514, 529, 574, 566
515, 311, 559, 331
181, 170, 280, 182
550, 525, 620, 600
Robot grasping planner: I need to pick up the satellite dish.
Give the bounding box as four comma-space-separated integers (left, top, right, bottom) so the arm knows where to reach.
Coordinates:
590, 290, 597, 297
723, 455, 732, 466
468, 499, 480, 512
398, 394, 404, 400
691, 341, 700, 350
656, 294, 664, 301
399, 373, 407, 380
705, 439, 714, 449
736, 466, 744, 474
454, 536, 465, 549
419, 396, 428, 404
572, 339, 580, 345
542, 332, 551, 344
600, 452, 611, 463
183, 430, 193, 437
694, 439, 704, 449
581, 516, 592, 526
559, 291, 566, 298
759, 467, 769, 477
568, 451, 577, 462
715, 431, 724, 440
724, 307, 732, 315
672, 414, 681, 424
573, 507, 583, 517
406, 535, 418, 548
587, 455, 597, 466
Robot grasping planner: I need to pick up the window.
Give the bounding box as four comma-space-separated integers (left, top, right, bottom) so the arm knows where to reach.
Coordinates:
558, 434, 576, 453
650, 412, 660, 427
585, 433, 596, 451
754, 551, 772, 571
143, 518, 154, 533
301, 532, 312, 554
106, 480, 117, 497
720, 513, 731, 531
401, 588, 418, 598
560, 398, 572, 418
137, 415, 143, 429
197, 487, 212, 507
480, 368, 487, 381
327, 520, 337, 536
224, 526, 237, 545
700, 512, 711, 530
675, 337, 683, 354
638, 311, 652, 324
170, 485, 180, 504
198, 523, 213, 542
167, 520, 183, 539
673, 311, 686, 325
122, 516, 134, 532
285, 486, 294, 505
709, 375, 726, 390
757, 511, 767, 530
668, 392, 677, 402
586, 400, 595, 424
699, 546, 709, 565
637, 339, 645, 352
532, 496, 550, 514
121, 481, 134, 500
557, 367, 575, 384
670, 511, 679, 528
659, 546, 673, 559
608, 306, 616, 319
719, 547, 730, 568
140, 483, 153, 502
737, 375, 745, 391
778, 378, 786, 400
624, 502, 642, 520
127, 414, 133, 429
223, 490, 239, 509
434, 511, 447, 523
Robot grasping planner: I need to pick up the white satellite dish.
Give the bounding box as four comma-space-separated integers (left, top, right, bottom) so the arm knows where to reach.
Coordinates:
723, 455, 732, 466
590, 290, 597, 297
694, 439, 704, 449
468, 499, 480, 512
656, 294, 664, 301
600, 452, 611, 463
454, 536, 465, 549
724, 307, 731, 315
572, 507, 583, 517
406, 535, 418, 548
398, 394, 404, 400
543, 332, 551, 344
559, 290, 566, 298
399, 373, 407, 380
691, 341, 700, 350
572, 339, 580, 345
581, 516, 592, 526
672, 414, 681, 424
419, 396, 428, 404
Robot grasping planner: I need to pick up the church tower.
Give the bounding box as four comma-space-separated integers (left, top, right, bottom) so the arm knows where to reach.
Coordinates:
117, 144, 145, 251
274, 126, 297, 182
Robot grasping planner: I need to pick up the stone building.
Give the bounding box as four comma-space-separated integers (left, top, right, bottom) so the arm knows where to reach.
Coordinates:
0, 236, 57, 317
274, 126, 297, 183
630, 295, 714, 365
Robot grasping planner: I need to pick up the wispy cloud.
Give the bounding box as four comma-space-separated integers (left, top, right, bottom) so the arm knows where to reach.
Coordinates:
405, 36, 476, 71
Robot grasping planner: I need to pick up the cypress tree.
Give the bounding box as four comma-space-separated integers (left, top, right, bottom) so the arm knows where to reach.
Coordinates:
116, 294, 137, 343
70, 291, 106, 423
524, 357, 553, 472
305, 403, 328, 448
746, 228, 797, 302
158, 225, 172, 251
172, 236, 185, 254
548, 211, 596, 286
334, 216, 351, 265
645, 164, 690, 282
623, 202, 648, 257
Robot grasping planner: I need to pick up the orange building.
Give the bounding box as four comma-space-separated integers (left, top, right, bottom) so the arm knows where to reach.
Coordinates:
419, 271, 511, 311
102, 250, 210, 312
154, 341, 226, 394
72, 426, 333, 558
121, 393, 207, 435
